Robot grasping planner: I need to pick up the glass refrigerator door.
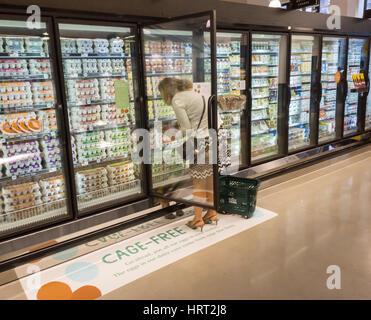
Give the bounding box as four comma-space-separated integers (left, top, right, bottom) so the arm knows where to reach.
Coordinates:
143, 13, 217, 208
58, 23, 142, 214
319, 37, 346, 143
344, 38, 368, 136
289, 35, 320, 151
205, 32, 247, 170
0, 18, 70, 237
251, 34, 285, 162
366, 48, 371, 130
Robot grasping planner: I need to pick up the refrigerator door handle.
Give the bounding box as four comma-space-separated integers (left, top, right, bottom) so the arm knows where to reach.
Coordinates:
366, 76, 370, 97
208, 94, 216, 129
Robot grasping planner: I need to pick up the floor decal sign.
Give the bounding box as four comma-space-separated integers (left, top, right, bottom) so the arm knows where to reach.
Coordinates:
19, 207, 277, 300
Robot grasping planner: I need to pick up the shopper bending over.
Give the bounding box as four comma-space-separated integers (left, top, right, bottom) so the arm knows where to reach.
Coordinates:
158, 77, 218, 231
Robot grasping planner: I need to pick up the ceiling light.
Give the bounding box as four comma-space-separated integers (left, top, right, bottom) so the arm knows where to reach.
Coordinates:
269, 0, 282, 8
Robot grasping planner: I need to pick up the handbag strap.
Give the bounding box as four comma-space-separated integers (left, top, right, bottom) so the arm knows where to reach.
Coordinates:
196, 95, 206, 130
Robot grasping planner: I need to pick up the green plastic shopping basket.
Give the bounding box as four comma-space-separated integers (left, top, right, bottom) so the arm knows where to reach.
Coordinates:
218, 176, 261, 219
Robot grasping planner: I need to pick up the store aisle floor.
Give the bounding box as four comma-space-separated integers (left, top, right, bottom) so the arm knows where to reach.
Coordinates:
1, 145, 370, 300
101, 145, 371, 300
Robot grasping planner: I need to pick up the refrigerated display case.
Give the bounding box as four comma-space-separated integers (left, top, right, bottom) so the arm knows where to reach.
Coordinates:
365, 48, 371, 130
57, 23, 142, 214
344, 38, 368, 136
288, 35, 320, 151
319, 37, 347, 143
250, 34, 284, 162
142, 13, 217, 208
0, 18, 70, 237
205, 32, 247, 169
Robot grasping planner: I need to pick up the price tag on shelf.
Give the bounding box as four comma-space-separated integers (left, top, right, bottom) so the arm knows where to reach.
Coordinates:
86, 99, 91, 104
43, 74, 49, 79
82, 53, 88, 57
10, 52, 18, 57
96, 159, 101, 163
11, 176, 17, 180
82, 161, 88, 167
88, 125, 94, 131
1, 139, 5, 143
40, 53, 45, 57
50, 167, 57, 172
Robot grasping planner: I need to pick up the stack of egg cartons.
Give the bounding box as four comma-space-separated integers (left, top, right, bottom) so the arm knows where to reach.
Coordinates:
2, 182, 42, 216
75, 131, 106, 164
99, 78, 115, 102
101, 104, 128, 124
5, 38, 24, 54
32, 81, 54, 105
94, 39, 109, 54
3, 141, 42, 177
39, 175, 65, 203
109, 38, 124, 54
29, 59, 51, 76
98, 59, 112, 74
111, 59, 125, 74
70, 136, 78, 165
63, 59, 82, 76
25, 38, 43, 54
60, 39, 77, 54
75, 167, 108, 198
105, 127, 132, 158
106, 161, 135, 186
66, 79, 100, 104
76, 39, 93, 54
40, 137, 62, 169
39, 109, 57, 132
69, 105, 101, 130
0, 82, 32, 109
0, 38, 4, 53
82, 59, 98, 74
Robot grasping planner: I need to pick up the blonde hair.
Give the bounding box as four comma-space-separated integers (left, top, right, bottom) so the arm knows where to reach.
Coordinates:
158, 77, 193, 105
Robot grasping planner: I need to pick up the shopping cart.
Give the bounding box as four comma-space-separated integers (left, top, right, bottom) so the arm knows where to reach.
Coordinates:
218, 176, 261, 219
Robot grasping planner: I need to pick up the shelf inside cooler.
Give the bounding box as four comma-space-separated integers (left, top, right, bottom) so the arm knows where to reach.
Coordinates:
71, 121, 135, 134
146, 71, 193, 77
0, 200, 67, 234
77, 179, 141, 210
0, 168, 62, 185
62, 53, 131, 59
0, 104, 56, 114
0, 53, 50, 59
0, 75, 52, 82
64, 72, 127, 80
0, 131, 58, 143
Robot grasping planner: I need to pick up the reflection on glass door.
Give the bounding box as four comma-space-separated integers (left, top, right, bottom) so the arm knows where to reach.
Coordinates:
205, 32, 247, 169
0, 18, 69, 237
366, 48, 371, 130
251, 34, 284, 162
344, 38, 367, 135
143, 14, 216, 208
289, 35, 319, 151
319, 37, 346, 143
58, 23, 142, 214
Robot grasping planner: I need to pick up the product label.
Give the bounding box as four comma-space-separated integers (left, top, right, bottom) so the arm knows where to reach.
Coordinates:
114, 80, 130, 110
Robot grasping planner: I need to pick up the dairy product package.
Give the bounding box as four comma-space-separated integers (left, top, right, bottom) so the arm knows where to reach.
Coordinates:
41, 137, 62, 169
67, 79, 100, 104
76, 39, 93, 54
5, 38, 25, 53
0, 112, 42, 137
0, 59, 28, 77
61, 39, 77, 54
0, 82, 33, 108
29, 59, 51, 76
63, 59, 82, 75
25, 38, 44, 54
70, 105, 102, 129
32, 81, 55, 104
98, 59, 113, 74
93, 39, 109, 54
82, 59, 98, 74
111, 59, 125, 74
109, 38, 124, 54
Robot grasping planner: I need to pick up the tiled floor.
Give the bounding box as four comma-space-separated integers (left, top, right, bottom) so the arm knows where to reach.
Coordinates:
1, 145, 371, 300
